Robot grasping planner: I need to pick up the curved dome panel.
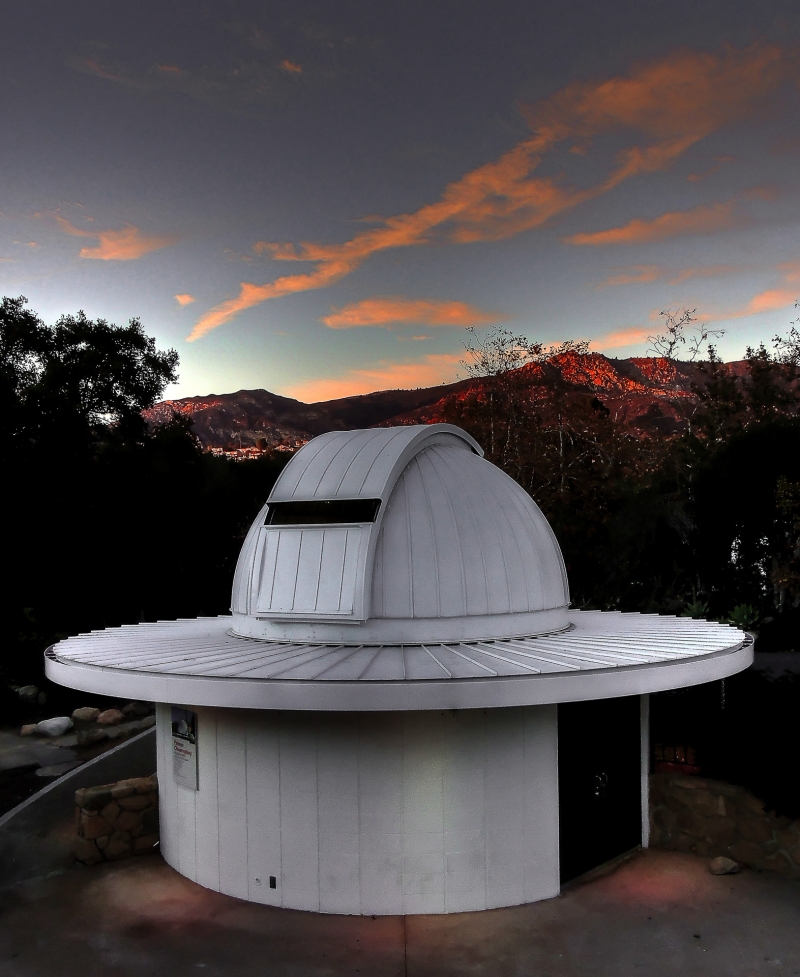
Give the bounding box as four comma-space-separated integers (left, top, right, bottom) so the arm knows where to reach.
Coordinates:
370, 442, 569, 619
230, 423, 570, 642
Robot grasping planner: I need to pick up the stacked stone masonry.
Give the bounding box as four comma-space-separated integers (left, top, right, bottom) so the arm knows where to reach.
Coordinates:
650, 772, 800, 878
74, 774, 159, 865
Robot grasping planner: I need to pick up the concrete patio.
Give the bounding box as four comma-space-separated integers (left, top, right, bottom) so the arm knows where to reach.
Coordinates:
1, 847, 798, 976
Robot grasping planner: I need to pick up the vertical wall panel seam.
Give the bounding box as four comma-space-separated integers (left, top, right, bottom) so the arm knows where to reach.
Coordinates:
311, 531, 323, 611
640, 693, 650, 848
555, 704, 561, 893
441, 711, 446, 910
315, 715, 321, 912
482, 709, 488, 910
400, 712, 406, 915
277, 711, 283, 906
214, 712, 221, 890
244, 714, 250, 897
357, 713, 363, 914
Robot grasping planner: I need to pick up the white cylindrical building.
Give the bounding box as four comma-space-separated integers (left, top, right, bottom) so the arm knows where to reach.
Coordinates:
47, 424, 752, 914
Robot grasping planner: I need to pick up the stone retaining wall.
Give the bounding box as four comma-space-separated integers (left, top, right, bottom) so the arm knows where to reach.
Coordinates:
650, 772, 800, 878
74, 773, 159, 865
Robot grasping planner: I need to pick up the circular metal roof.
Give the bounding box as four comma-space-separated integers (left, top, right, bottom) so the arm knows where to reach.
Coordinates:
46, 611, 751, 710
45, 424, 753, 709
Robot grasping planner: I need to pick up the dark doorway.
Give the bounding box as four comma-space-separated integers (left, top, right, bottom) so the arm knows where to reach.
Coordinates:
558, 695, 642, 884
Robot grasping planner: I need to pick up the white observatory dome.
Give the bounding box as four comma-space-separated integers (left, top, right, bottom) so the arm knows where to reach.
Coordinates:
47, 424, 752, 919
231, 424, 570, 643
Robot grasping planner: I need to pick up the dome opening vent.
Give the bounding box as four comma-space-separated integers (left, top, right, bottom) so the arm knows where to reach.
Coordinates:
266, 499, 381, 526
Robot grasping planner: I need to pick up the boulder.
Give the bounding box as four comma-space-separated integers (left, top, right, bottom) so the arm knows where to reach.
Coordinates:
19, 724, 36, 737
96, 709, 125, 726
34, 717, 73, 738
709, 856, 740, 875
71, 706, 101, 722
15, 685, 38, 703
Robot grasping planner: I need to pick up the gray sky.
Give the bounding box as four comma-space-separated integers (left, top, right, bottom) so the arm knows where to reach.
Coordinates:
3, 0, 800, 401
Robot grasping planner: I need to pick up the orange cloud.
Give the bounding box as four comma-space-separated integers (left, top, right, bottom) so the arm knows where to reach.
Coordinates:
679, 260, 800, 322
567, 199, 738, 246
175, 293, 196, 306
280, 60, 303, 74
600, 265, 663, 286
733, 288, 797, 317
285, 353, 462, 402
55, 217, 178, 260
320, 296, 502, 329
687, 154, 736, 182
591, 326, 652, 351
191, 43, 794, 340
598, 263, 740, 287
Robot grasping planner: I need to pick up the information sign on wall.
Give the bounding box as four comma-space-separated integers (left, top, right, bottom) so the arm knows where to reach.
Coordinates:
171, 706, 198, 789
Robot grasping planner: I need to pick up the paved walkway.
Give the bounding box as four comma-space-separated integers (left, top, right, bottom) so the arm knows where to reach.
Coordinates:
1, 848, 798, 976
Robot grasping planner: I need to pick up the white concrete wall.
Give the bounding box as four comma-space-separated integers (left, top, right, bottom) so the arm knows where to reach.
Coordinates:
156, 704, 559, 914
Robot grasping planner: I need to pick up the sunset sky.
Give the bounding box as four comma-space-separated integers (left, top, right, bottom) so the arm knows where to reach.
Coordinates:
3, 1, 800, 402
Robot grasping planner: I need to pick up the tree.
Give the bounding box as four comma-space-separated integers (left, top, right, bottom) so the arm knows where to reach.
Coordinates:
646, 308, 724, 363
1, 297, 179, 456
0, 297, 289, 690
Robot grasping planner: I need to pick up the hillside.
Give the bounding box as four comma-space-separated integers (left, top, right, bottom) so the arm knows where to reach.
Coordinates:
143, 354, 716, 449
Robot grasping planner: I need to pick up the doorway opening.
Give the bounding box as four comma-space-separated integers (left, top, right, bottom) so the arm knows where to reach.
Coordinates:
558, 695, 642, 884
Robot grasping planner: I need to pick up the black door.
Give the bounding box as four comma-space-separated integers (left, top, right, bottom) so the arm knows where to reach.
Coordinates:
558, 696, 642, 884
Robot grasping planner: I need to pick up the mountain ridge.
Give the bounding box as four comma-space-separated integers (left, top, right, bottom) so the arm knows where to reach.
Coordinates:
143, 354, 724, 449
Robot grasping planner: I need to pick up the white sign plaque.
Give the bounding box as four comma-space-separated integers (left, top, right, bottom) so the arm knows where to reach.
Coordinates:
171, 707, 198, 790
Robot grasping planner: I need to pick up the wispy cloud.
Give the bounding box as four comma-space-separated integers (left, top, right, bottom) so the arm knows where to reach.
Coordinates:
591, 326, 652, 351
55, 217, 178, 260
191, 42, 793, 340
175, 293, 196, 306
593, 260, 800, 346
736, 288, 798, 316
687, 154, 736, 182
285, 352, 462, 402
598, 262, 741, 287
320, 296, 502, 329
567, 199, 738, 246
712, 260, 800, 320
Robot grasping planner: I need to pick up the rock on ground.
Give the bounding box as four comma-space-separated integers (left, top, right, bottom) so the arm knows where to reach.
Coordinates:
710, 855, 740, 875
96, 709, 125, 726
72, 706, 101, 722
34, 717, 74, 738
